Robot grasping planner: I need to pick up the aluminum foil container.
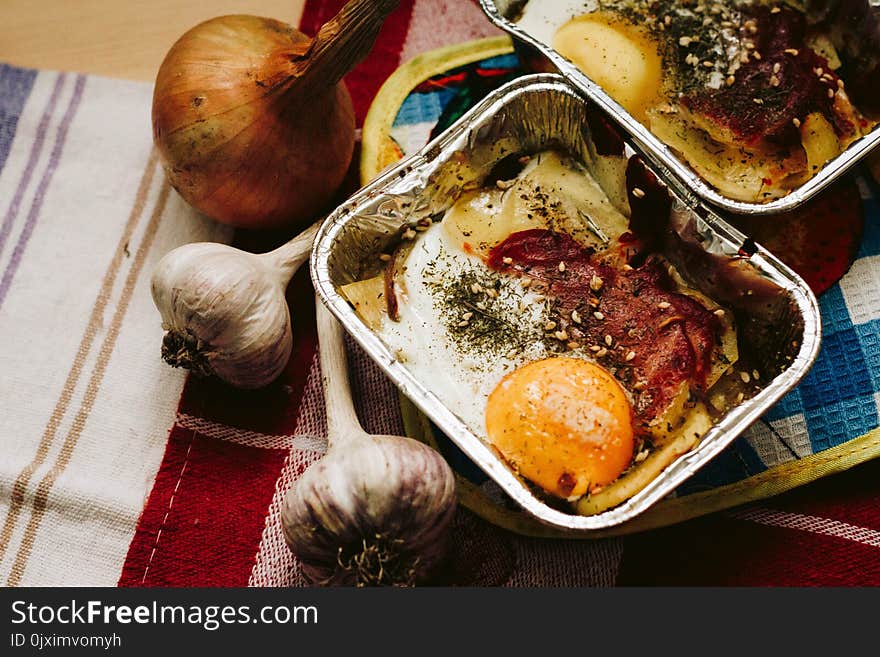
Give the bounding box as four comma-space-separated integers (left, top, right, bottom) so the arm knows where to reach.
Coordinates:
479, 0, 880, 217
311, 75, 821, 533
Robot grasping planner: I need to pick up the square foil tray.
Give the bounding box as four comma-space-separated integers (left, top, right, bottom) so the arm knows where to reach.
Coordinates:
311, 74, 821, 533
479, 0, 880, 217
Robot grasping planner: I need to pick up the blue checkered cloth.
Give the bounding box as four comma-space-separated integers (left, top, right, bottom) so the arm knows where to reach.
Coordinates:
387, 53, 880, 495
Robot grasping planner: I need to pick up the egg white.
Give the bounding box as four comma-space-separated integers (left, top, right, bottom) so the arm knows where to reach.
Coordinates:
378, 222, 554, 436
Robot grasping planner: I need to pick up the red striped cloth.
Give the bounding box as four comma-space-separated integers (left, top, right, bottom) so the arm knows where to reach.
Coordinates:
118, 0, 880, 587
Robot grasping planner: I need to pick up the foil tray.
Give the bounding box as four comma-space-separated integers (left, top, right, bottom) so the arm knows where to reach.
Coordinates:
479, 0, 880, 217
311, 75, 821, 532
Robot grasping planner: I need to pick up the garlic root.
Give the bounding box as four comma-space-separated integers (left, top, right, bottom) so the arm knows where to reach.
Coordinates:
281, 296, 457, 586
150, 222, 319, 389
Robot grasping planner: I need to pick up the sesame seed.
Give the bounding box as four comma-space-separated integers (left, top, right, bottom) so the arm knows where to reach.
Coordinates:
462, 312, 473, 321
625, 351, 636, 362
590, 274, 604, 291
604, 334, 613, 346
703, 60, 714, 68
635, 449, 649, 463
544, 321, 557, 331
815, 67, 824, 77
593, 311, 605, 321
771, 6, 781, 12
752, 51, 761, 60
773, 62, 781, 74
622, 264, 633, 272
736, 392, 745, 403
740, 371, 751, 384
502, 256, 513, 265
476, 301, 487, 310
828, 88, 835, 98
770, 75, 779, 87
558, 261, 566, 272
596, 347, 608, 358
679, 36, 692, 46
554, 330, 569, 341
658, 301, 671, 309
784, 48, 799, 56
726, 75, 735, 86
457, 320, 469, 328
571, 309, 582, 324
632, 187, 646, 198
567, 341, 580, 350
496, 178, 515, 190
664, 15, 671, 25
837, 79, 845, 90
714, 308, 726, 317
753, 98, 764, 105
379, 253, 392, 262
752, 369, 761, 380
470, 283, 482, 294
589, 345, 601, 352
485, 288, 498, 299
792, 117, 801, 128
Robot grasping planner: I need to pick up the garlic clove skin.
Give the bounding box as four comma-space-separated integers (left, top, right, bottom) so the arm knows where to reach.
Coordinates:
281, 434, 457, 587
150, 242, 293, 389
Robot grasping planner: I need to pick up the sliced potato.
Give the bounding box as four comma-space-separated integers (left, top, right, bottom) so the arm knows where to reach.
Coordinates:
800, 112, 841, 176
505, 151, 630, 249
575, 402, 713, 516
339, 275, 387, 330
648, 109, 803, 202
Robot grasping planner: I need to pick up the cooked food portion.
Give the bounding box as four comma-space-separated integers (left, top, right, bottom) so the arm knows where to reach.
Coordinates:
553, 13, 663, 121
517, 0, 878, 202
486, 357, 635, 500
340, 150, 756, 514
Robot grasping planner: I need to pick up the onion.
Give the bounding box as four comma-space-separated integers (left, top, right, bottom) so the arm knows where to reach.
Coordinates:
151, 0, 399, 230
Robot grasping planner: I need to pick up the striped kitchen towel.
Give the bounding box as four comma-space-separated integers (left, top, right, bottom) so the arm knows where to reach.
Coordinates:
0, 65, 231, 585
3, 0, 880, 588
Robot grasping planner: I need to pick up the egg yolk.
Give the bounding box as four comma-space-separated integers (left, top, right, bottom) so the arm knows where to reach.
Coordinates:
553, 13, 663, 122
485, 357, 635, 500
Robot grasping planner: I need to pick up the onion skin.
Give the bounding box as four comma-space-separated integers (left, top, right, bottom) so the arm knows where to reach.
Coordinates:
152, 15, 356, 230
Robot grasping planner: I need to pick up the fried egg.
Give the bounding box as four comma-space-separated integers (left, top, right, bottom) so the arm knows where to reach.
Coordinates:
486, 357, 635, 500
341, 150, 739, 513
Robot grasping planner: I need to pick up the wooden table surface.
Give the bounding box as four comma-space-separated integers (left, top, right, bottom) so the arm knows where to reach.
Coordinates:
0, 0, 306, 81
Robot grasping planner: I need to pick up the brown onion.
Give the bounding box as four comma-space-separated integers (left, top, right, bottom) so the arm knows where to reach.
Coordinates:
151, 0, 399, 230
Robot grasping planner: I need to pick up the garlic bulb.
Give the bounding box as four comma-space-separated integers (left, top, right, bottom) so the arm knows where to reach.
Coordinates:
150, 222, 318, 389
281, 297, 457, 586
